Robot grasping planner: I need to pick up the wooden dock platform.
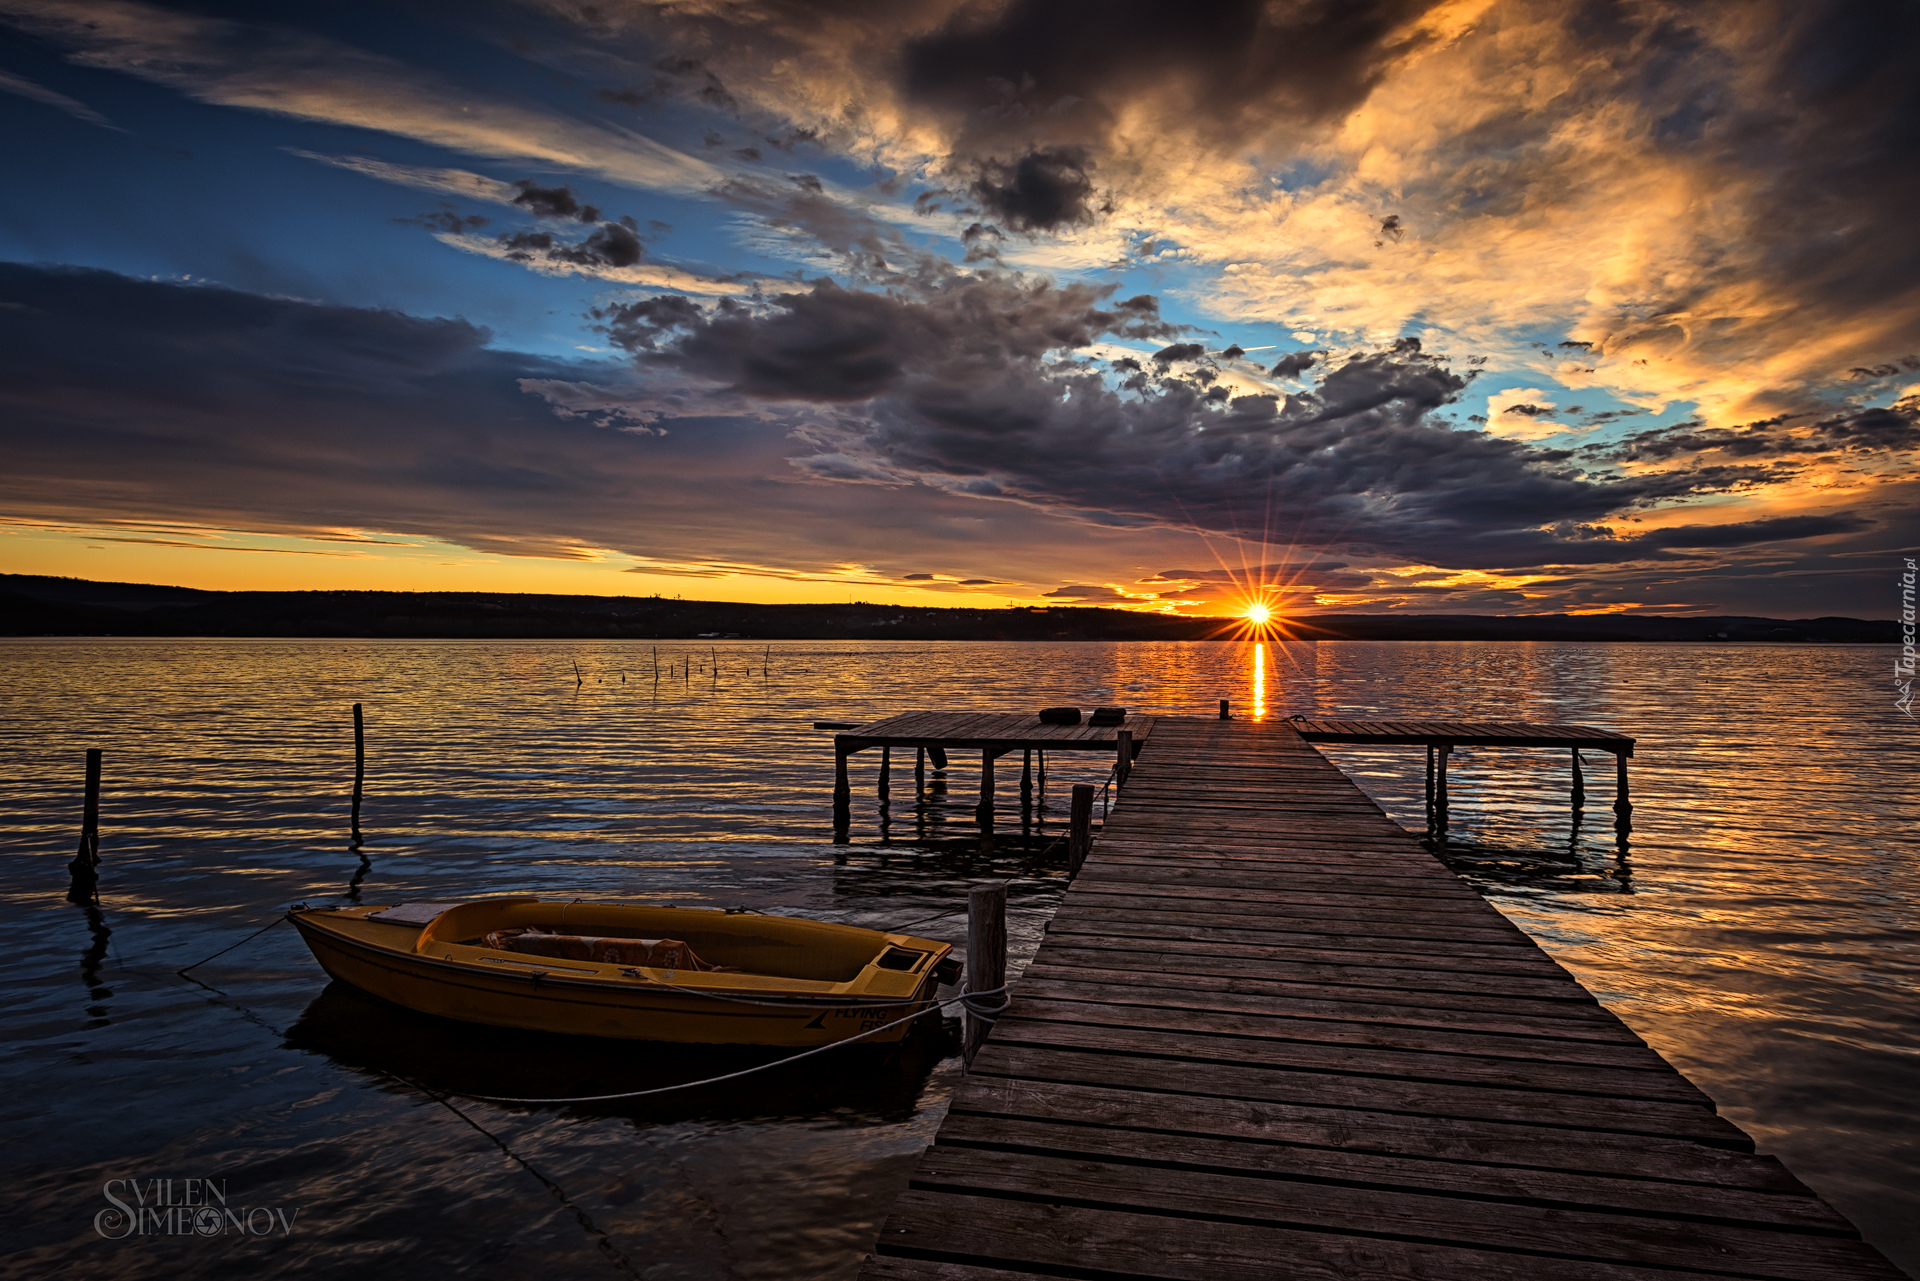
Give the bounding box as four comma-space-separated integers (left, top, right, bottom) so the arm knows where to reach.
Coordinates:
858, 717, 1901, 1280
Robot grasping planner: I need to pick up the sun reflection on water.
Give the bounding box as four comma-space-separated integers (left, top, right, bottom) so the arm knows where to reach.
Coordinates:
1250, 641, 1267, 720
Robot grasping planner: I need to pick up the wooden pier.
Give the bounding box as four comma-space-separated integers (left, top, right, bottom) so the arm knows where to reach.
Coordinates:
856, 716, 1900, 1280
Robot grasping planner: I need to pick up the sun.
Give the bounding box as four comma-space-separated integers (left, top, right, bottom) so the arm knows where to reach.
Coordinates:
1243, 602, 1272, 625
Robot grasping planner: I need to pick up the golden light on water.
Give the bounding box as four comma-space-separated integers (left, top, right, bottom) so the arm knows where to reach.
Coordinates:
1250, 641, 1267, 720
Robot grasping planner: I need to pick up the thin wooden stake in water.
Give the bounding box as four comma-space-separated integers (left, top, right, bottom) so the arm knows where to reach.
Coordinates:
964, 881, 1007, 1069
1571, 748, 1585, 809
572, 661, 583, 687
1068, 783, 1094, 877
351, 703, 365, 845
1219, 699, 1230, 720
71, 748, 103, 880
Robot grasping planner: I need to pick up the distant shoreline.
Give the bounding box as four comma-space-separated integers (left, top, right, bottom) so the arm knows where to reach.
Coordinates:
2, 574, 1896, 644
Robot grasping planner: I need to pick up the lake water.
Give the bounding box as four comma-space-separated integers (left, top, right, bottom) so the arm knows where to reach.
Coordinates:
1, 638, 1915, 1278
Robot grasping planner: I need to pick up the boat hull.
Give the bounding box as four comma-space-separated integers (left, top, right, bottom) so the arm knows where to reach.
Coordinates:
289, 899, 952, 1047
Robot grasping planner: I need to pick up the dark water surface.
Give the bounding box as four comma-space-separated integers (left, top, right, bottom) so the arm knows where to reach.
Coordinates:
2, 638, 1915, 1278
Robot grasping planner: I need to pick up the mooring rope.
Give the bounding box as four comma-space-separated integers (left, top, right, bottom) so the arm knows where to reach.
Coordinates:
461, 984, 1010, 1105
175, 914, 289, 977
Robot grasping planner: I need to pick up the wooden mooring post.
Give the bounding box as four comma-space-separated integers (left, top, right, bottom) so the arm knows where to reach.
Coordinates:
963, 881, 1006, 1069
1067, 783, 1094, 877
1218, 698, 1230, 720
1571, 747, 1585, 809
1114, 728, 1132, 785
977, 748, 995, 831
69, 748, 103, 886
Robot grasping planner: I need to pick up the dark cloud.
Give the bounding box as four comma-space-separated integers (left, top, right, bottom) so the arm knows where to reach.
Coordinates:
898, 0, 1441, 165
580, 270, 1862, 571
1631, 513, 1873, 548
397, 209, 489, 233
1271, 350, 1318, 378
498, 217, 647, 270
0, 263, 1118, 579
1597, 401, 1918, 463
595, 276, 1180, 402
1042, 584, 1135, 603
969, 146, 1097, 232
1152, 342, 1206, 364
511, 180, 600, 223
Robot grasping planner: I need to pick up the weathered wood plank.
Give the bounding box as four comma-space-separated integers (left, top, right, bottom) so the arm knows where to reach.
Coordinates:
907, 1150, 1895, 1281
990, 1017, 1713, 1106
943, 1076, 1800, 1192
872, 1190, 1763, 1281
933, 1114, 1853, 1230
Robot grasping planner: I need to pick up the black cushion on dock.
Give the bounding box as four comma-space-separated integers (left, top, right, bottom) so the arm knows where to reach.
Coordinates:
1038, 707, 1081, 724
1088, 706, 1127, 725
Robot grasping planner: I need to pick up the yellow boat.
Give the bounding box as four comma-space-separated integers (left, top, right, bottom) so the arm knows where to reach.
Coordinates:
288, 896, 959, 1047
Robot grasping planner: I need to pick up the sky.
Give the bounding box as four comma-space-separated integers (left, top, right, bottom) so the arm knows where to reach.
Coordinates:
1, 0, 1915, 619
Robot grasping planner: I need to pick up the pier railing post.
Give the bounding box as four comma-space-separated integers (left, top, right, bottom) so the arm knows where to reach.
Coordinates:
1114, 729, 1132, 786
964, 881, 1007, 1069
1068, 784, 1095, 877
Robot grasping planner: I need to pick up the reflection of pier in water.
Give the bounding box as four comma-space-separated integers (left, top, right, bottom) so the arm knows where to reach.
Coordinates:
852, 715, 1903, 1281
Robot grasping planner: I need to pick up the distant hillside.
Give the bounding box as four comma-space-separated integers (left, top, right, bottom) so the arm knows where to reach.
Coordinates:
0, 575, 1896, 642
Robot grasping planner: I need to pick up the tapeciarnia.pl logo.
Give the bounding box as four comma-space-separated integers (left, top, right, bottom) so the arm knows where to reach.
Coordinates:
1898, 557, 1917, 719
95, 1179, 302, 1240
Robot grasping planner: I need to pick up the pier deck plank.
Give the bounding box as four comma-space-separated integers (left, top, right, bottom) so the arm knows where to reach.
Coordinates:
857, 717, 1901, 1280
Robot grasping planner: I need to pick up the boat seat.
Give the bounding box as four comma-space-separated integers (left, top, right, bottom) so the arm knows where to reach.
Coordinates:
482, 929, 736, 971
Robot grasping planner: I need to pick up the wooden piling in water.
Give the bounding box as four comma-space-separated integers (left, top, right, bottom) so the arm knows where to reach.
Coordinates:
878, 746, 890, 804
69, 748, 102, 883
1219, 698, 1230, 720
1067, 783, 1093, 877
1114, 728, 1132, 785
1614, 753, 1632, 835
351, 703, 365, 844
1572, 747, 1585, 808
963, 881, 1006, 1069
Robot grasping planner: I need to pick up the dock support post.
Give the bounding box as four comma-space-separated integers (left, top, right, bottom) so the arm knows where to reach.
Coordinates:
964, 881, 1007, 1069
977, 749, 995, 831
833, 744, 852, 832
69, 748, 102, 889
1614, 754, 1632, 836
878, 746, 890, 805
1219, 699, 1230, 720
1435, 744, 1451, 840
1037, 751, 1046, 804
1020, 749, 1032, 810
1068, 784, 1094, 877
915, 747, 925, 794
1571, 749, 1585, 810
351, 703, 365, 845
1115, 729, 1132, 786
928, 746, 947, 771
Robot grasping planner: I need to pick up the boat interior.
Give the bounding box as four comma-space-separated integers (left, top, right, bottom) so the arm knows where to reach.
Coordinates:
417, 899, 937, 984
